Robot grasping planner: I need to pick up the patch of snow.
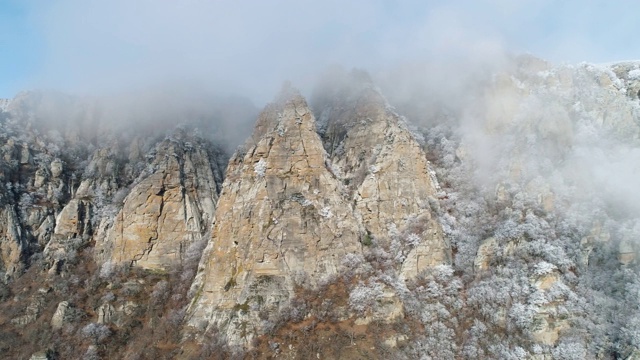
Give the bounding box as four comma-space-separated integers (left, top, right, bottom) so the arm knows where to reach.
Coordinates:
253, 158, 267, 177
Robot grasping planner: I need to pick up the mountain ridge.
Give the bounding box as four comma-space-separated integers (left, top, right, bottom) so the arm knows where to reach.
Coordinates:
0, 57, 638, 359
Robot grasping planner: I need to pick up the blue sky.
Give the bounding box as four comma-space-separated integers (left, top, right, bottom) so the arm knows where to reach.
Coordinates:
1, 0, 639, 100
0, 1, 43, 98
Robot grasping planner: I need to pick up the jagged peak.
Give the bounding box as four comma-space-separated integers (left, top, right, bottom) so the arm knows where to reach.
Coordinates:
312, 76, 398, 139
313, 68, 394, 118
249, 82, 313, 143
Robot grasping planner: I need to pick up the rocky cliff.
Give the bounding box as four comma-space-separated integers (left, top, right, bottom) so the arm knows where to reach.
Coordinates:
183, 82, 454, 350
100, 134, 222, 271
0, 58, 639, 359
0, 91, 238, 359
0, 92, 232, 280
316, 76, 450, 278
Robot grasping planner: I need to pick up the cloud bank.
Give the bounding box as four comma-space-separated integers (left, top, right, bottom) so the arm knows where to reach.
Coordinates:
18, 0, 637, 103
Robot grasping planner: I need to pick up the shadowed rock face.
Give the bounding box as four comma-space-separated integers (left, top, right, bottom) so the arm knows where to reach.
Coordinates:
187, 89, 365, 346
0, 205, 27, 279
103, 134, 222, 271
316, 79, 450, 278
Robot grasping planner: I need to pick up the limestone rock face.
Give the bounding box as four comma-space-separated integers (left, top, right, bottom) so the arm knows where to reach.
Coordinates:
74, 144, 124, 202
0, 126, 72, 279
103, 135, 222, 270
619, 238, 637, 265
318, 81, 450, 278
0, 205, 27, 279
474, 237, 498, 272
530, 269, 569, 346
187, 90, 364, 346
97, 302, 115, 324
50, 159, 63, 178
42, 198, 93, 274
51, 301, 69, 329
54, 199, 92, 239
479, 57, 640, 188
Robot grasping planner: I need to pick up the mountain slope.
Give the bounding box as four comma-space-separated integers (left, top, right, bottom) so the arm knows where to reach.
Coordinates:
186, 89, 366, 347
0, 58, 638, 359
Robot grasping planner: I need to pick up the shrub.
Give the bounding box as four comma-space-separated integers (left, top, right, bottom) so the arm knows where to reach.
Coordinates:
80, 323, 111, 344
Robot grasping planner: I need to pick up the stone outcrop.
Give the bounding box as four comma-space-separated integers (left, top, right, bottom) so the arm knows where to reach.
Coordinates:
40, 198, 94, 275
187, 89, 364, 346
474, 237, 498, 272
0, 90, 232, 281
0, 95, 91, 280
29, 351, 53, 360
317, 78, 450, 278
530, 268, 569, 346
0, 133, 63, 279
74, 146, 122, 201
186, 83, 454, 348
619, 238, 637, 265
54, 199, 92, 239
0, 205, 27, 279
102, 134, 222, 270
97, 302, 115, 324
11, 287, 49, 326
51, 301, 69, 329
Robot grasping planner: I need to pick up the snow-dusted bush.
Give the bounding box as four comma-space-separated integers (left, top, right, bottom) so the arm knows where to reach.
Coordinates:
551, 340, 587, 360
101, 292, 116, 303
629, 69, 640, 80
18, 193, 33, 209
83, 346, 99, 360
509, 303, 536, 329
348, 280, 383, 314
533, 261, 557, 276
405, 233, 421, 247
151, 280, 170, 303
99, 261, 114, 279
81, 323, 111, 344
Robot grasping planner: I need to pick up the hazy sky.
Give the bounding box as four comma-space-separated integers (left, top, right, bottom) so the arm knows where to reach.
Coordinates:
1, 0, 639, 101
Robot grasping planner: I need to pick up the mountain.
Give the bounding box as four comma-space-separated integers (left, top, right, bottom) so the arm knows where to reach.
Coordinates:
0, 57, 639, 359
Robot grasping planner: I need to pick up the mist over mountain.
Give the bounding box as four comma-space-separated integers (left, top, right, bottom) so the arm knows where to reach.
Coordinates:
0, 54, 639, 359
2, 1, 640, 359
